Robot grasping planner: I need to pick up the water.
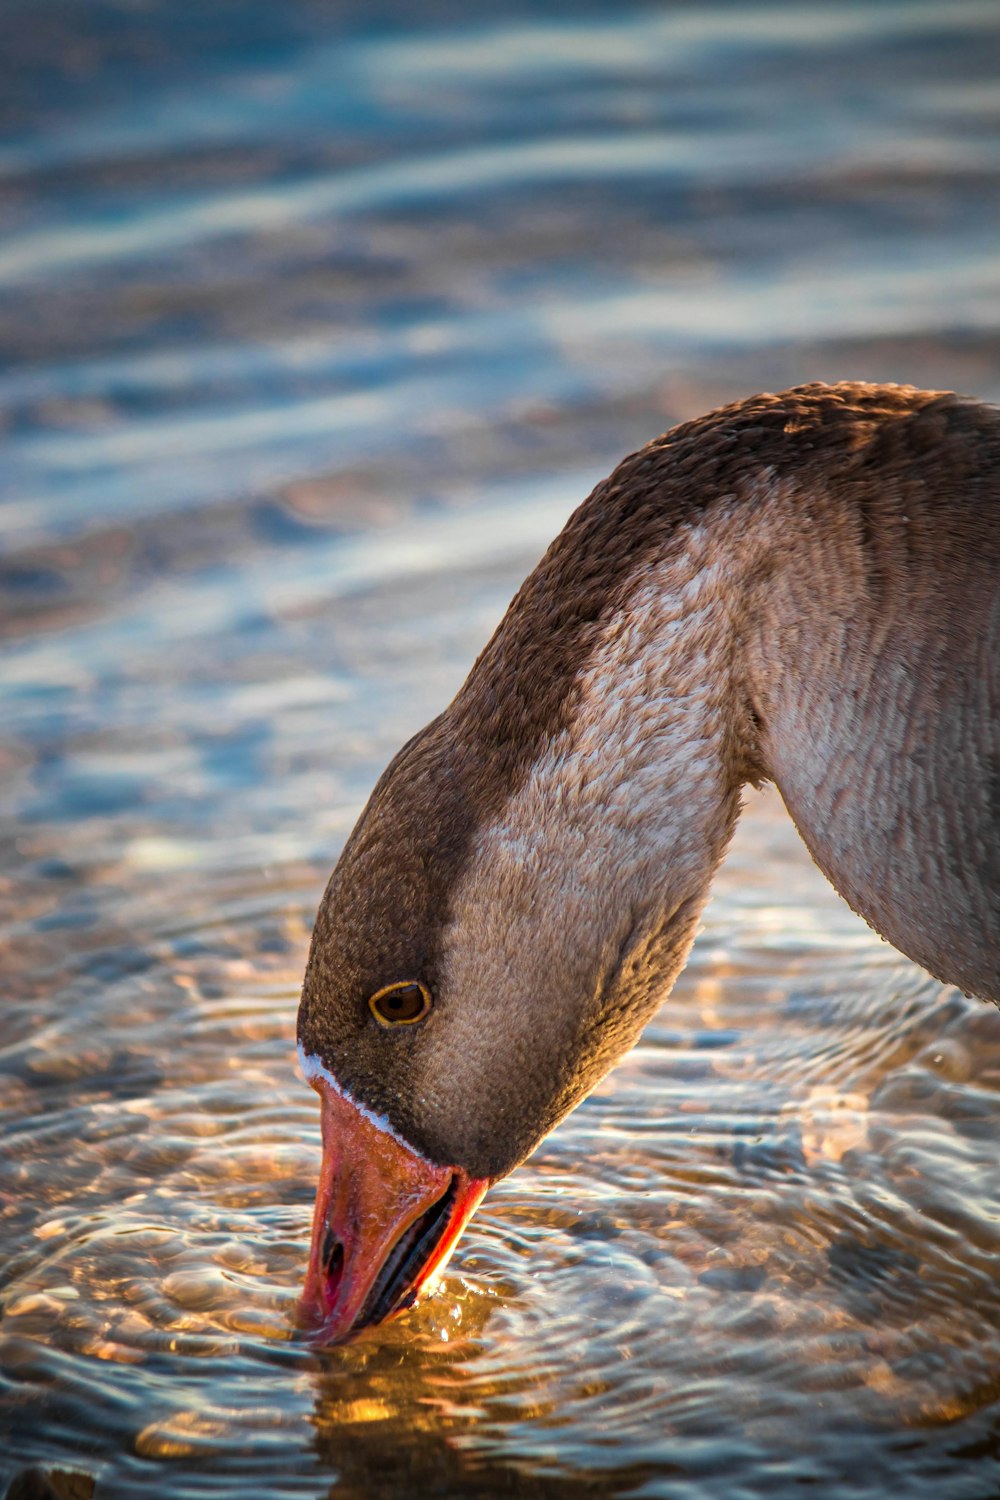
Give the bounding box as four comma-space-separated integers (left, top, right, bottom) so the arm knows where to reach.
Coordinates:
2, 3, 1000, 1495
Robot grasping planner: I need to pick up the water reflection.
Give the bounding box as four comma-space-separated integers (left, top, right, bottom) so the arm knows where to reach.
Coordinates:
4, 0, 1000, 1496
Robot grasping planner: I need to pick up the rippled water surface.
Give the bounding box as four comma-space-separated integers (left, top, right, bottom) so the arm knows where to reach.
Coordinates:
3, 3, 1000, 1496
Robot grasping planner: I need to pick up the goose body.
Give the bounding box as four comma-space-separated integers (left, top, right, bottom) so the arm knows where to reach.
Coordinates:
297, 382, 1000, 1344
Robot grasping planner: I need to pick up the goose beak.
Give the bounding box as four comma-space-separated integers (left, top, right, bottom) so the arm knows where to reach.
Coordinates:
300, 1076, 489, 1346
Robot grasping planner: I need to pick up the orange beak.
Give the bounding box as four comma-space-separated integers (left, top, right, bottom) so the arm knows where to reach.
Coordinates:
300, 1069, 489, 1346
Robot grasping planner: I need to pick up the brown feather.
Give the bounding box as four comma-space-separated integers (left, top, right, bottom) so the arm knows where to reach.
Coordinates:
299, 381, 1000, 1178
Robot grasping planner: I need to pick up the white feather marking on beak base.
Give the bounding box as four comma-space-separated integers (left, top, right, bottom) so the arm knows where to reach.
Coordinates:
297, 1042, 422, 1154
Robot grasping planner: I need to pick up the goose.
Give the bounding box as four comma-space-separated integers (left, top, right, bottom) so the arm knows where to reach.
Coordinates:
296, 381, 1000, 1346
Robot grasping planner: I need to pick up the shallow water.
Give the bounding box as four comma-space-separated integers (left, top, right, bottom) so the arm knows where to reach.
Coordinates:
3, 3, 1000, 1496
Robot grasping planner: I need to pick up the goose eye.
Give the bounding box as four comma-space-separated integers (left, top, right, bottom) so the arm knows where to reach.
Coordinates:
369, 981, 432, 1027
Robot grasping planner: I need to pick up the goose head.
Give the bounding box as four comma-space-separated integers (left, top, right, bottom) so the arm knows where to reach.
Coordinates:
295, 448, 749, 1344
296, 698, 716, 1344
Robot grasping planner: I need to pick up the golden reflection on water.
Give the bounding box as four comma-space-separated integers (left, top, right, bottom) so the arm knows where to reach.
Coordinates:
6, 791, 1000, 1496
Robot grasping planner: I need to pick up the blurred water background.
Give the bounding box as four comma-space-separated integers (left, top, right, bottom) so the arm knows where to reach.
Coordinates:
2, 2, 1000, 1496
